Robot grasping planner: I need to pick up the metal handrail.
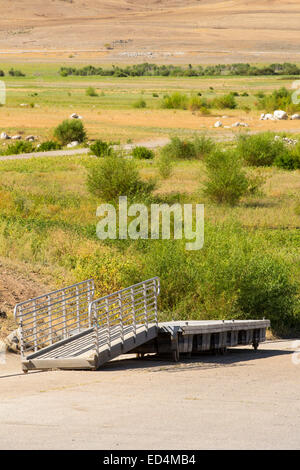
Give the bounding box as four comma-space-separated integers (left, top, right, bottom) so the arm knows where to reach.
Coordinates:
14, 279, 95, 358
89, 277, 160, 355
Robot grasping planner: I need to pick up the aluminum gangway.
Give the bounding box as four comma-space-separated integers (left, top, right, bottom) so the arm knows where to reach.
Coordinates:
14, 276, 270, 373
14, 277, 160, 373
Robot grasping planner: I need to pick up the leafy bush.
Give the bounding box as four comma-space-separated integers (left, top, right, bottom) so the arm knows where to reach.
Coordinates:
202, 149, 251, 205
237, 133, 285, 166
157, 152, 174, 179
132, 146, 154, 160
8, 68, 25, 77
124, 224, 299, 334
274, 143, 300, 170
133, 98, 146, 109
86, 153, 156, 202
161, 137, 196, 160
161, 92, 188, 110
53, 119, 87, 145
38, 141, 62, 152
86, 86, 98, 97
213, 93, 237, 109
90, 140, 113, 158
193, 135, 215, 160
3, 141, 35, 155
256, 87, 299, 113
188, 95, 211, 112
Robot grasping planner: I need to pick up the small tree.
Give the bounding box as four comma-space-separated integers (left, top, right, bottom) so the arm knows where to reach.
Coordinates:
87, 153, 156, 202
132, 146, 154, 160
90, 140, 113, 157
54, 119, 87, 145
86, 86, 98, 97
157, 152, 173, 179
202, 149, 250, 205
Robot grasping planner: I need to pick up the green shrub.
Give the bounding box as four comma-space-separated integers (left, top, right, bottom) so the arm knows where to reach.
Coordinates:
8, 68, 25, 77
188, 95, 211, 112
193, 135, 215, 159
157, 152, 174, 179
256, 87, 299, 113
237, 133, 285, 166
133, 98, 146, 109
86, 153, 156, 202
132, 146, 154, 160
38, 141, 62, 152
90, 140, 113, 158
274, 143, 300, 170
202, 149, 250, 205
53, 119, 87, 145
4, 141, 35, 155
161, 92, 188, 110
213, 93, 237, 109
124, 224, 299, 334
86, 86, 98, 97
161, 137, 196, 160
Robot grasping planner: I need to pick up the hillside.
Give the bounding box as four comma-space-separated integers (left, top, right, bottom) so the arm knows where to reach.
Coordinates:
0, 0, 300, 63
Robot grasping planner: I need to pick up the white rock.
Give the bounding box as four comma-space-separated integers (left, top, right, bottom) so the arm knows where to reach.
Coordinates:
67, 141, 79, 148
260, 113, 265, 120
264, 113, 276, 121
70, 113, 82, 120
274, 110, 288, 120
11, 135, 22, 140
214, 121, 223, 128
291, 114, 300, 120
0, 132, 9, 140
25, 135, 35, 141
5, 328, 21, 353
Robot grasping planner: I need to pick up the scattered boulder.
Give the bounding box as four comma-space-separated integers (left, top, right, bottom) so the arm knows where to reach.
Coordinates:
67, 141, 79, 148
70, 113, 82, 120
5, 328, 22, 353
291, 114, 300, 120
11, 135, 22, 140
274, 110, 288, 120
214, 121, 223, 128
25, 135, 35, 142
0, 132, 9, 140
274, 135, 298, 146
262, 113, 276, 121
232, 122, 249, 128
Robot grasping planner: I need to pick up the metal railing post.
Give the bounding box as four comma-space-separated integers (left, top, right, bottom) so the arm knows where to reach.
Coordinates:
131, 287, 136, 342
33, 300, 38, 351
143, 283, 148, 335
47, 296, 53, 345
106, 298, 111, 355
118, 293, 124, 346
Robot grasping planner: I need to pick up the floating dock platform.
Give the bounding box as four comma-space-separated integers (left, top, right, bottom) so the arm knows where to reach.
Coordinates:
14, 278, 270, 373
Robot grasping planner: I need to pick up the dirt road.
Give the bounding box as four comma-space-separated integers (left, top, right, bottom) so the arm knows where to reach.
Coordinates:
0, 340, 299, 450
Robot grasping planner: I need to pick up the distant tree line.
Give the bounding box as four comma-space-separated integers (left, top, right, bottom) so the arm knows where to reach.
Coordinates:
59, 62, 300, 77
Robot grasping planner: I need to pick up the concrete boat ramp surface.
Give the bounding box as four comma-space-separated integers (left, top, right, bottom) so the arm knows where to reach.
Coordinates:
0, 339, 299, 450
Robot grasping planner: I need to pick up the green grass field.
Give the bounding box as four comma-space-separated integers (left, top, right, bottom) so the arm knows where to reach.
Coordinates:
0, 63, 300, 338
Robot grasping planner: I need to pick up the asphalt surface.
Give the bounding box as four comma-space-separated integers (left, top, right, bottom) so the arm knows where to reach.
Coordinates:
1, 339, 300, 450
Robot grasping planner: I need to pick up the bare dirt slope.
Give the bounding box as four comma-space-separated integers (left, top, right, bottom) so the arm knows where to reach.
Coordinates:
0, 259, 53, 338
1, 0, 300, 63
